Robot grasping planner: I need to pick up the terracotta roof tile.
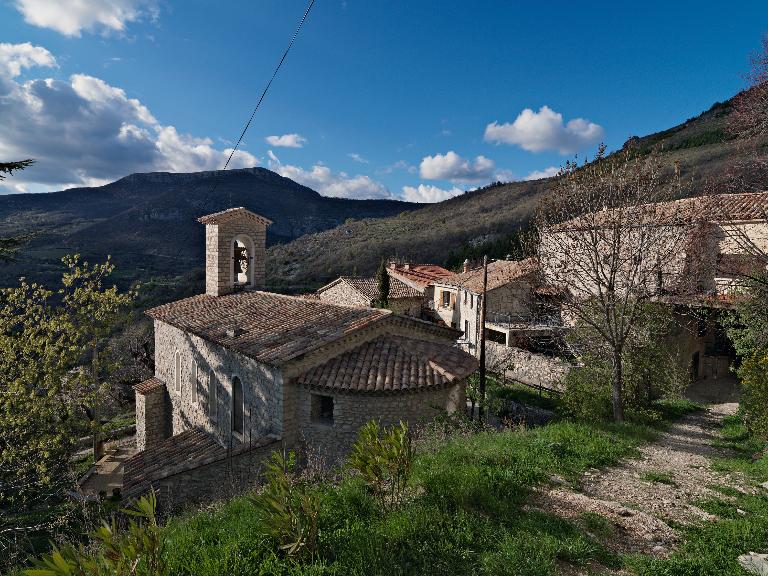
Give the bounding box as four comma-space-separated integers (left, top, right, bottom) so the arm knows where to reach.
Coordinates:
133, 378, 164, 395
123, 429, 279, 496
387, 264, 454, 290
436, 258, 538, 293
146, 291, 391, 366
197, 207, 273, 226
297, 335, 478, 394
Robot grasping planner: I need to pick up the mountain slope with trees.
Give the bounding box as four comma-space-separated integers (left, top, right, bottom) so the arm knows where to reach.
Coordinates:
267, 98, 754, 292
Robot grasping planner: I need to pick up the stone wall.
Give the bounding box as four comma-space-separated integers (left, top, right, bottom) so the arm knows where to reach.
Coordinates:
135, 386, 168, 450
142, 437, 282, 512
387, 297, 423, 317
486, 342, 570, 390
204, 217, 267, 296
154, 320, 283, 447
292, 381, 466, 463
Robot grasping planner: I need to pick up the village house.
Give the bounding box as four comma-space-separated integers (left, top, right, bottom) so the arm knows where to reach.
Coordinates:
539, 191, 768, 393
386, 262, 454, 301
124, 208, 477, 503
314, 275, 423, 316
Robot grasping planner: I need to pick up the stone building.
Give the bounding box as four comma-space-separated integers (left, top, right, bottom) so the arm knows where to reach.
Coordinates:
386, 262, 454, 301
315, 275, 423, 316
430, 258, 549, 351
125, 207, 476, 503
539, 191, 768, 387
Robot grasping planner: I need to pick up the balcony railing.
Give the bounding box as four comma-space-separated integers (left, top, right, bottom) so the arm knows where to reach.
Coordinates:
485, 312, 564, 329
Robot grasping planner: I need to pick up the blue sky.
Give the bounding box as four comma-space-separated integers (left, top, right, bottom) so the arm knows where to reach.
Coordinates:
0, 1, 766, 201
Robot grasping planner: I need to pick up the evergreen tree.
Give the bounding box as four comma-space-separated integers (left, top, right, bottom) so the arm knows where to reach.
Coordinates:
376, 258, 390, 308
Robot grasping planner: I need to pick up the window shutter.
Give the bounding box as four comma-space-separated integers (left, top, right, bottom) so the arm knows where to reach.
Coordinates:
450, 292, 456, 309
209, 370, 217, 422
191, 362, 198, 404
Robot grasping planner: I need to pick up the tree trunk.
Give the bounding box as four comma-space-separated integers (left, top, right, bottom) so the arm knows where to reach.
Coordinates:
612, 349, 625, 422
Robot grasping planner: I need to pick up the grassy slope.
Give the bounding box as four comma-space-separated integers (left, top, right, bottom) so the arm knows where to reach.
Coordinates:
266, 100, 746, 292
162, 419, 659, 576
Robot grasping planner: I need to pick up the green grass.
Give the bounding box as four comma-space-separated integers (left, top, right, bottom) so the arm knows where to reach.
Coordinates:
491, 380, 560, 412
161, 420, 653, 576
580, 512, 614, 538
642, 471, 677, 486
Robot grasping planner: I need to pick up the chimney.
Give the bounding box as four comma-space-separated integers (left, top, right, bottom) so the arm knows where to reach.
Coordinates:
388, 261, 397, 269
403, 262, 410, 270
197, 207, 273, 296
463, 259, 471, 273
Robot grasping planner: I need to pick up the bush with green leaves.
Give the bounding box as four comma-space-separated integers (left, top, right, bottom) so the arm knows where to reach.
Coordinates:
561, 303, 688, 423
347, 420, 413, 509
248, 450, 320, 560
25, 491, 164, 576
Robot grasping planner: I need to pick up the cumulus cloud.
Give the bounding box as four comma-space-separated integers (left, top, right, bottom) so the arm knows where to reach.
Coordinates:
13, 0, 157, 37
267, 153, 391, 199
264, 133, 307, 148
347, 152, 368, 164
0, 43, 258, 192
484, 106, 604, 154
524, 166, 559, 181
419, 151, 495, 183
0, 42, 57, 78
401, 184, 464, 203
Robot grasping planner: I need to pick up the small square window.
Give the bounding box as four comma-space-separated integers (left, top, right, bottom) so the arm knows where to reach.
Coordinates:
311, 394, 334, 425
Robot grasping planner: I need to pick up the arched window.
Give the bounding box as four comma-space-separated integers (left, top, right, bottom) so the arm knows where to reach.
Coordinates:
232, 376, 244, 436
209, 370, 217, 422
192, 361, 199, 404
233, 237, 252, 287
174, 351, 181, 393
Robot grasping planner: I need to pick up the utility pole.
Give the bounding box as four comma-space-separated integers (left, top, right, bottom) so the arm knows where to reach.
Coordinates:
478, 255, 488, 421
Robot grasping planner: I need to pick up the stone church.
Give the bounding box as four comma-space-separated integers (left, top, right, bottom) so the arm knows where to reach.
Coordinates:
124, 207, 476, 502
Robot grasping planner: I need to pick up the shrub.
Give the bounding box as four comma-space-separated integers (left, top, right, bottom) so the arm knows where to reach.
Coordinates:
739, 351, 768, 440
249, 451, 320, 560
25, 491, 164, 576
347, 421, 413, 509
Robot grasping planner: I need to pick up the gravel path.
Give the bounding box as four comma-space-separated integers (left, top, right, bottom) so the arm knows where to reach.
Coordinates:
529, 403, 753, 567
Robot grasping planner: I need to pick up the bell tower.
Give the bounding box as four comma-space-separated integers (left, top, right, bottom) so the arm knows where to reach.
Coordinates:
198, 207, 273, 296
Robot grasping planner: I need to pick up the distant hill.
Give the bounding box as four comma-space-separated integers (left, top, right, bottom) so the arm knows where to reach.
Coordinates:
267, 98, 762, 292
0, 168, 416, 291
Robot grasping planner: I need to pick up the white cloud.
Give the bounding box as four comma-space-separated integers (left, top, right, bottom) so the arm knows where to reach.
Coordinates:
376, 160, 417, 175
264, 133, 307, 148
0, 42, 57, 78
13, 0, 158, 37
0, 43, 258, 192
347, 152, 368, 164
402, 184, 464, 203
484, 106, 604, 154
524, 166, 559, 181
267, 153, 391, 199
419, 151, 495, 183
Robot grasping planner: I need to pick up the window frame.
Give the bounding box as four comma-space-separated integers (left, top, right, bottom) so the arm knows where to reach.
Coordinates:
174, 350, 181, 394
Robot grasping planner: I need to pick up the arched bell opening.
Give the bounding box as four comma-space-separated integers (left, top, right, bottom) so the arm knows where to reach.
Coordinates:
231, 234, 255, 289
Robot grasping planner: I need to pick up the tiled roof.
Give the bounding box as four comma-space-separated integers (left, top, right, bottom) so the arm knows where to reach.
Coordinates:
554, 191, 768, 230
146, 291, 391, 366
387, 264, 454, 290
123, 429, 278, 496
318, 276, 422, 301
297, 335, 478, 394
436, 258, 538, 294
197, 207, 273, 226
134, 378, 164, 395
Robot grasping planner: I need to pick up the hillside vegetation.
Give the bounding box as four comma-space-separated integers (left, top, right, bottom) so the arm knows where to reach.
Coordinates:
0, 168, 416, 290
266, 99, 748, 292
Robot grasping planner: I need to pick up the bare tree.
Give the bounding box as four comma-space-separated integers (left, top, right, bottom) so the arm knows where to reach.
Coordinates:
535, 145, 691, 421
727, 35, 768, 192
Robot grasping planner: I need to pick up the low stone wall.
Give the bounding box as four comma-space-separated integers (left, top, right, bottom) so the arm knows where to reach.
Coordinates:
486, 342, 570, 390
133, 437, 281, 513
